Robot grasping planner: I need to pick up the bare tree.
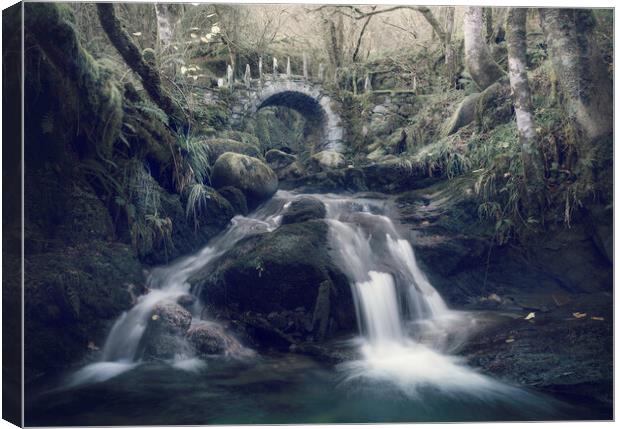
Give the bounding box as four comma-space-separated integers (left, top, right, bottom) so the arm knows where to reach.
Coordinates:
506, 8, 545, 206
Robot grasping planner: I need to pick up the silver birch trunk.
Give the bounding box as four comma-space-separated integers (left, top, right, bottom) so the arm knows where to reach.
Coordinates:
506, 8, 545, 197
464, 7, 505, 90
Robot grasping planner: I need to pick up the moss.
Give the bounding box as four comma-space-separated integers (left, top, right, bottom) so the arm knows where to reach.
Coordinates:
25, 240, 144, 381
25, 3, 124, 158
474, 80, 513, 132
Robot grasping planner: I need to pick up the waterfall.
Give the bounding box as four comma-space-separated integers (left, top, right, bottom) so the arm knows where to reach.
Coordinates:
66, 191, 517, 401
319, 195, 519, 399
66, 199, 288, 388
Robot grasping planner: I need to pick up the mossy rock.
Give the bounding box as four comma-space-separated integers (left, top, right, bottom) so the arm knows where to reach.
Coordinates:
281, 197, 326, 225
136, 301, 192, 360
190, 220, 355, 343
211, 152, 278, 208
217, 186, 248, 216
311, 151, 346, 170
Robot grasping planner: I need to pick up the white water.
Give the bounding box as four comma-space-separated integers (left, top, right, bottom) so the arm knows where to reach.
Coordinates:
67, 191, 521, 401
67, 199, 287, 387
319, 194, 521, 399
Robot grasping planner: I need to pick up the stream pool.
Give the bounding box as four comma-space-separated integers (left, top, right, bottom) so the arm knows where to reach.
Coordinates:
26, 350, 602, 426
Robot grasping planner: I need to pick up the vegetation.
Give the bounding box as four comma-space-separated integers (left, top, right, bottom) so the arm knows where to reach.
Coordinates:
14, 3, 613, 393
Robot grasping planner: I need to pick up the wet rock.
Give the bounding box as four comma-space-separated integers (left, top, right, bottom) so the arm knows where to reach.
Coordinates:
137, 301, 192, 360
211, 152, 278, 208
190, 220, 355, 345
217, 186, 248, 216
186, 322, 251, 357
311, 150, 346, 170
284, 168, 367, 193
281, 197, 326, 225
177, 294, 196, 311
461, 293, 612, 411
232, 312, 296, 350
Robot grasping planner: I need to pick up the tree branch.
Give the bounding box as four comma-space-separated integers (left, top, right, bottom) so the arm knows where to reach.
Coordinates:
97, 3, 187, 130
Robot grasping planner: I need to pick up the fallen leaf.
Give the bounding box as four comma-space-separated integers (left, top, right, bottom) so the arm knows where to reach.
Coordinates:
132, 32, 142, 36
505, 338, 515, 343
488, 293, 502, 303
573, 312, 587, 319
591, 316, 605, 321
524, 312, 535, 320
152, 314, 160, 321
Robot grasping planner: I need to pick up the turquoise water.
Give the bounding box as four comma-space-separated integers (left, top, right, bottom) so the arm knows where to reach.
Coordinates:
25, 351, 604, 426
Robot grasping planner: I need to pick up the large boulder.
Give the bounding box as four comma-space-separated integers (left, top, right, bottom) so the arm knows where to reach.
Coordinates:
189, 220, 355, 346
281, 197, 326, 225
311, 151, 346, 170
204, 138, 261, 163
137, 301, 192, 360
211, 153, 278, 208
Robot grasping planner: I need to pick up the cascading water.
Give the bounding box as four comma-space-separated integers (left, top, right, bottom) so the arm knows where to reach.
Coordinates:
34, 190, 570, 424
320, 194, 523, 400
66, 192, 536, 401
66, 199, 288, 388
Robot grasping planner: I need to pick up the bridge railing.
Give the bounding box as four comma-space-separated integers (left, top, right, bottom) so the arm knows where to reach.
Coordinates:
214, 55, 373, 93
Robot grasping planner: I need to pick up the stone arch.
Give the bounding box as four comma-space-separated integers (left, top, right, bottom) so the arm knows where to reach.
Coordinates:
243, 80, 344, 152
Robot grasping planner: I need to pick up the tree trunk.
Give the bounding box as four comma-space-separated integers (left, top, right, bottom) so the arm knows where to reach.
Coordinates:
484, 8, 494, 43
506, 8, 545, 204
539, 8, 612, 144
155, 4, 173, 50
464, 6, 505, 90
444, 7, 456, 86
97, 3, 187, 131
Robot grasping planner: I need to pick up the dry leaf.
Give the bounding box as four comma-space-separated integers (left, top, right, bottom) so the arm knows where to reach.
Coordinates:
573, 312, 587, 319
591, 316, 605, 321
132, 32, 142, 36
152, 314, 160, 321
524, 312, 535, 320
505, 338, 515, 343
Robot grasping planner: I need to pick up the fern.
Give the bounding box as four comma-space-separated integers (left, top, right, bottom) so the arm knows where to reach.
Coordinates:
185, 183, 212, 231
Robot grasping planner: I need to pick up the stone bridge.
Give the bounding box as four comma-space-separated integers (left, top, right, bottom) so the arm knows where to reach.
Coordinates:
200, 60, 418, 154
226, 75, 345, 152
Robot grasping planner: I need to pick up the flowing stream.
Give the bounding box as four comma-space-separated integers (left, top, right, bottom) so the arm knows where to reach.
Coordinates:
26, 191, 582, 424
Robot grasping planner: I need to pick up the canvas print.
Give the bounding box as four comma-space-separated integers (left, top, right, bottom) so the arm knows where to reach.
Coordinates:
2, 2, 614, 426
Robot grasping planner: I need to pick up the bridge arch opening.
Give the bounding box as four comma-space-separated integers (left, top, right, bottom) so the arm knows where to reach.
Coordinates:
256, 90, 327, 153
